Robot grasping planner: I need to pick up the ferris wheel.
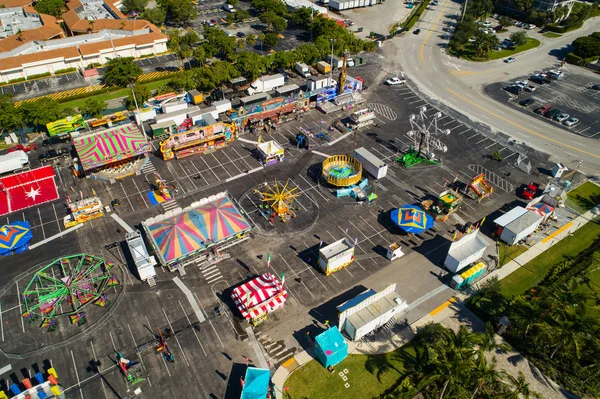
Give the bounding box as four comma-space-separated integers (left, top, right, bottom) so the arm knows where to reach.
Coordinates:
407, 106, 451, 159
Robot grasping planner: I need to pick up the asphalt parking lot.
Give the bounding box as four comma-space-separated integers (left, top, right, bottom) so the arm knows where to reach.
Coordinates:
0, 56, 583, 398
485, 68, 600, 140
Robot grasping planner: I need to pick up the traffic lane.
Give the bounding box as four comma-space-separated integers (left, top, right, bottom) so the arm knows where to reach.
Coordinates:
401, 39, 600, 171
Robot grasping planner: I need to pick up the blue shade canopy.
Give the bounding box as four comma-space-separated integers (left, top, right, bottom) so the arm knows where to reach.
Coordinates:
391, 205, 434, 234
0, 221, 33, 256
241, 367, 270, 399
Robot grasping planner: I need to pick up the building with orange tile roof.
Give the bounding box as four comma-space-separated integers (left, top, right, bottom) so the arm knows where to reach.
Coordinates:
0, 0, 168, 84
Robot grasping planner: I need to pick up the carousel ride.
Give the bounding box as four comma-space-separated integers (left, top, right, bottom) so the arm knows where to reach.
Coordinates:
397, 106, 450, 168
21, 254, 119, 329
255, 180, 301, 222
322, 155, 362, 187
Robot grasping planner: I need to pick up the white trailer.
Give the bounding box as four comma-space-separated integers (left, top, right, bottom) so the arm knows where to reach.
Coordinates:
126, 230, 158, 286
349, 108, 375, 128
353, 147, 388, 179
0, 151, 29, 175
318, 238, 355, 275
444, 230, 488, 273
500, 211, 542, 245
295, 62, 311, 78
247, 74, 285, 95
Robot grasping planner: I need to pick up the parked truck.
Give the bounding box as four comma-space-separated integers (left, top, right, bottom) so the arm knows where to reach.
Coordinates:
0, 150, 29, 175
295, 62, 311, 78
222, 3, 235, 12
126, 230, 158, 286
353, 147, 388, 179
246, 74, 285, 95
328, 55, 344, 69
316, 61, 331, 74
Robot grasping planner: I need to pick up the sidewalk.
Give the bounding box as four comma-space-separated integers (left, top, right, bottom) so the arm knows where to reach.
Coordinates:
272, 205, 599, 397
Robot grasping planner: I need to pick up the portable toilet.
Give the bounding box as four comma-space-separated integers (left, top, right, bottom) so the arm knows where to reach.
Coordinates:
314, 327, 348, 369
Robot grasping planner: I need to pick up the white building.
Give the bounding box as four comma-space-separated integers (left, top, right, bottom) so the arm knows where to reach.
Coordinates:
444, 230, 488, 273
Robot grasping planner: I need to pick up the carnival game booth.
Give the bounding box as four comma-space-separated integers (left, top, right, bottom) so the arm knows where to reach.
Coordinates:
0, 166, 60, 216
72, 123, 151, 181
240, 367, 272, 399
318, 238, 355, 276
231, 273, 287, 326
313, 327, 348, 369
256, 141, 284, 166
159, 122, 235, 160
142, 192, 253, 273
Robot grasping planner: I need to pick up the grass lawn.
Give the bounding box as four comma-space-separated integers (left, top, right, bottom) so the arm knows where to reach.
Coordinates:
499, 243, 528, 266
566, 181, 600, 213
59, 79, 173, 110
543, 32, 562, 38
499, 219, 600, 298
454, 38, 541, 62
489, 38, 541, 60
284, 348, 413, 399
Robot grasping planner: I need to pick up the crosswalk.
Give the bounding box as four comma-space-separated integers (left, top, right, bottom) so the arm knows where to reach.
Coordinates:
202, 264, 223, 284
255, 329, 296, 366
161, 200, 179, 212
368, 103, 398, 121
141, 159, 156, 174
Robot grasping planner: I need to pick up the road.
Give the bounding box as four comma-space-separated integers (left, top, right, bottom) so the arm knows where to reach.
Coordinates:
385, 0, 600, 173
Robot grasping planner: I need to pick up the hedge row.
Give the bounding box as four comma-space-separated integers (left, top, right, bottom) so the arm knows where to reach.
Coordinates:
404, 0, 430, 31
565, 52, 600, 66
54, 67, 77, 74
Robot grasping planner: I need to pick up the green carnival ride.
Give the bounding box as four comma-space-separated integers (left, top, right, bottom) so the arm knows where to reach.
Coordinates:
396, 106, 449, 168
21, 254, 119, 329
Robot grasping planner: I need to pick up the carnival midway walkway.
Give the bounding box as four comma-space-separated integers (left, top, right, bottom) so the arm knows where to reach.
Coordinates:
272, 204, 600, 399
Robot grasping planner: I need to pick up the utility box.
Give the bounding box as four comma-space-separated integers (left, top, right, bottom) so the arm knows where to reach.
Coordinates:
318, 238, 355, 275
187, 89, 203, 105
551, 163, 568, 178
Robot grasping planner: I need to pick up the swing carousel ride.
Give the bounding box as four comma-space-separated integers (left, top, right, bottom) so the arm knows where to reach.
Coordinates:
21, 253, 119, 329
255, 180, 301, 222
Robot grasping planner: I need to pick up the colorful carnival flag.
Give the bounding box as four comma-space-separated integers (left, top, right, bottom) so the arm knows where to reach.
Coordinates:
94, 294, 107, 307
107, 274, 120, 286
281, 272, 285, 287
266, 253, 271, 268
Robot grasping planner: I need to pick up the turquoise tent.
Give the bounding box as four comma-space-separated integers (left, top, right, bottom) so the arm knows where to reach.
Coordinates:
314, 327, 348, 368
241, 367, 270, 399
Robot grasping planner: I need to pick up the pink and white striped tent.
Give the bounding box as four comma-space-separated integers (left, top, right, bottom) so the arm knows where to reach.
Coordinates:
232, 273, 287, 321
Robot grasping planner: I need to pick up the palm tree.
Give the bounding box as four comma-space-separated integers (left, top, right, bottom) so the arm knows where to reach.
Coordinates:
365, 354, 402, 383
511, 296, 545, 336
475, 322, 511, 353
501, 371, 542, 399
470, 356, 502, 399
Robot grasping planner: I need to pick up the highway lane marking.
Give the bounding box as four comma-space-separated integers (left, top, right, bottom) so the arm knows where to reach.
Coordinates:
419, 1, 449, 62
446, 88, 600, 159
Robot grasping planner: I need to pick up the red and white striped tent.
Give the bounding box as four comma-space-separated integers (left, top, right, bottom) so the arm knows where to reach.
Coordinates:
232, 273, 287, 321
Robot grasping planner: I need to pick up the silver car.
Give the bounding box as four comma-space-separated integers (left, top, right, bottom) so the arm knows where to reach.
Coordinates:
563, 117, 579, 126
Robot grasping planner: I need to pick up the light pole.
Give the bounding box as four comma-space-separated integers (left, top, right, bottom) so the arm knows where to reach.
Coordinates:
329, 39, 336, 88
130, 83, 148, 141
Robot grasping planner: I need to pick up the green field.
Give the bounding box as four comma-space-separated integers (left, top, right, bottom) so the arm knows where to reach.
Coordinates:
566, 181, 600, 213
59, 79, 173, 111
498, 243, 528, 266
499, 219, 600, 298
455, 38, 541, 61
543, 32, 562, 38
285, 349, 413, 399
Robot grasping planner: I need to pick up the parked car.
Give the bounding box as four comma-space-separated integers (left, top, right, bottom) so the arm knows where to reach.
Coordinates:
530, 75, 546, 84
521, 183, 539, 200
527, 24, 536, 30
42, 136, 70, 146
413, 28, 421, 34
504, 85, 522, 95
592, 84, 600, 90
524, 85, 536, 92
386, 77, 406, 85
519, 98, 535, 106
555, 113, 570, 122
492, 13, 498, 18
236, 32, 246, 38
547, 108, 562, 118
563, 117, 579, 126
534, 105, 552, 115
546, 69, 563, 79
504, 57, 516, 63
38, 148, 69, 163
8, 143, 38, 153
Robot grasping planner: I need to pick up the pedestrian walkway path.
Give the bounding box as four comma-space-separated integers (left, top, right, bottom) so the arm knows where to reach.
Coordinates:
201, 264, 223, 284
172, 276, 206, 323
272, 205, 600, 398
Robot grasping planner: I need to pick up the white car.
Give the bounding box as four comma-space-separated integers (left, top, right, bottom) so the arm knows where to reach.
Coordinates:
514, 80, 527, 88
524, 85, 536, 92
563, 117, 579, 126
555, 113, 569, 122
505, 57, 516, 63
386, 77, 406, 85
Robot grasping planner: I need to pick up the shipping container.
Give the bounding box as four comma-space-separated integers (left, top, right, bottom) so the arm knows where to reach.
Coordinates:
353, 147, 388, 179
316, 61, 331, 74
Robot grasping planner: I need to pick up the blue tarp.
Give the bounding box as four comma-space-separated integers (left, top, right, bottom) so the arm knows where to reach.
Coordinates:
314, 327, 348, 368
0, 221, 33, 257
241, 367, 270, 399
391, 205, 434, 234
337, 289, 376, 313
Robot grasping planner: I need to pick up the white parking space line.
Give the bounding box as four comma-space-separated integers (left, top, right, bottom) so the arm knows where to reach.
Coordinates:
131, 179, 149, 207
89, 342, 108, 399
179, 163, 198, 190
119, 182, 135, 211
485, 142, 499, 149
231, 146, 254, 169
16, 281, 25, 333
70, 350, 84, 399
177, 300, 208, 356
476, 137, 489, 144
277, 254, 313, 300
188, 160, 209, 186
467, 133, 480, 140
37, 208, 46, 240
222, 150, 244, 174
200, 157, 220, 180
